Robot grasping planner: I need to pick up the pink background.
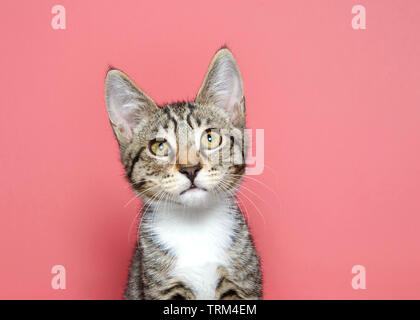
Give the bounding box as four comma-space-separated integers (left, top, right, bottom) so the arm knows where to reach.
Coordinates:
1, 0, 420, 299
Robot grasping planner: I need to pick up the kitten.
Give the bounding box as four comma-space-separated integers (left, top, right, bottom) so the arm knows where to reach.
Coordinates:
104, 48, 262, 300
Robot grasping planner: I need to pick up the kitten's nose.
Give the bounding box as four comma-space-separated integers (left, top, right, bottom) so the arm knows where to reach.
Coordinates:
179, 165, 201, 183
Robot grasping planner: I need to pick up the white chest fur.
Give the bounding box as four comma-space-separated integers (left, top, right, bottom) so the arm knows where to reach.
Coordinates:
149, 202, 236, 299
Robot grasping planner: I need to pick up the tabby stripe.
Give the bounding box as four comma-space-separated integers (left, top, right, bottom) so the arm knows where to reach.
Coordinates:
220, 289, 241, 300
186, 103, 195, 129
216, 276, 235, 290
163, 107, 178, 132
161, 283, 189, 295
230, 135, 245, 162
128, 146, 145, 179
131, 181, 145, 192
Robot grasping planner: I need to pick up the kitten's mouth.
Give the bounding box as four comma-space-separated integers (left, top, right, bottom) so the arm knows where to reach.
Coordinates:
180, 184, 207, 195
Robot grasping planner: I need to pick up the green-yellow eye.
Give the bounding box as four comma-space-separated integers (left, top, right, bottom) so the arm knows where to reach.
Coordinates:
201, 130, 222, 150
150, 140, 170, 156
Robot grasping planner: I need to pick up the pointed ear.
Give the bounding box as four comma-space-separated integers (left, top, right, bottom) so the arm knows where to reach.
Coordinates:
195, 48, 245, 127
105, 69, 158, 146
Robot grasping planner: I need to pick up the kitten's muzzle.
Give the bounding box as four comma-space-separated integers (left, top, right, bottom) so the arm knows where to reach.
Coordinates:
179, 164, 207, 195
180, 184, 206, 195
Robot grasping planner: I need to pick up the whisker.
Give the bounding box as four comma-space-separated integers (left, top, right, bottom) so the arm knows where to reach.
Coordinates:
128, 189, 163, 244
214, 183, 250, 222
217, 179, 267, 226
124, 184, 160, 208
227, 174, 279, 199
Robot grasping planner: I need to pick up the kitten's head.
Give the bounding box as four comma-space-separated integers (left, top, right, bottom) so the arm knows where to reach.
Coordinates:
105, 48, 247, 207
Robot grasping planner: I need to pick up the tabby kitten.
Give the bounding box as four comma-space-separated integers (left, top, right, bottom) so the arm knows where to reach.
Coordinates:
105, 48, 262, 300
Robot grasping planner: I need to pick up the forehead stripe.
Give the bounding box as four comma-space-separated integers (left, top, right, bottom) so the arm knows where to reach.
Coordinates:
163, 107, 178, 133
186, 103, 195, 129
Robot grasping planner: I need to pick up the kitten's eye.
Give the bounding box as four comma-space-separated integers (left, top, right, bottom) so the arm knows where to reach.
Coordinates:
201, 129, 222, 150
149, 140, 170, 156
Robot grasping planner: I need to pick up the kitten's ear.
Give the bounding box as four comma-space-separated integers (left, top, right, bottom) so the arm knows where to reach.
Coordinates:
195, 48, 245, 127
105, 69, 158, 146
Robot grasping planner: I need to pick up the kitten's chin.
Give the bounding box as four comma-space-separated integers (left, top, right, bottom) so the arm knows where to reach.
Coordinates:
178, 188, 212, 207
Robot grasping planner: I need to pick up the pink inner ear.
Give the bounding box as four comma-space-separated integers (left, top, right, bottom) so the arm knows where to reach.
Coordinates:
117, 122, 133, 143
